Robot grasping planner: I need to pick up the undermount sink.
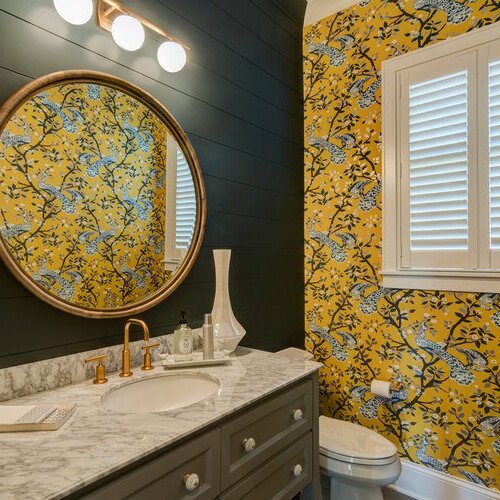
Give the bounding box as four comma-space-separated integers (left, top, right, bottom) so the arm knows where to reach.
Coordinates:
101, 372, 220, 414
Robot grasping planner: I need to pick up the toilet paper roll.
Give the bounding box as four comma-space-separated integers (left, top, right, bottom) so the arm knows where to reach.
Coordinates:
370, 379, 392, 398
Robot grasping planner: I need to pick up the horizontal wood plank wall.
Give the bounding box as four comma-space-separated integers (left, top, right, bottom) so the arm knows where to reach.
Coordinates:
0, 0, 306, 368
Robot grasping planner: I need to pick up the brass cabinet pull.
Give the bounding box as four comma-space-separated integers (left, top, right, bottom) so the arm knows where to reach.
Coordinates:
141, 342, 160, 371
183, 473, 200, 492
85, 354, 108, 384
242, 437, 256, 453
291, 408, 303, 421
292, 464, 303, 477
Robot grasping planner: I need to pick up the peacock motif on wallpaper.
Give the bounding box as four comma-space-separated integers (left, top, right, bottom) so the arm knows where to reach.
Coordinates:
413, 0, 472, 24
309, 322, 357, 361
79, 152, 116, 178
307, 34, 354, 66
0, 122, 31, 150
353, 75, 381, 109
38, 92, 84, 134
412, 321, 475, 385
416, 436, 448, 472
78, 224, 117, 256
308, 136, 347, 164
0, 209, 31, 239
32, 267, 82, 302
38, 171, 83, 215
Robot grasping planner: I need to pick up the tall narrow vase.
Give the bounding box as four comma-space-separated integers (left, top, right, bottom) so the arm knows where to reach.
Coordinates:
211, 249, 245, 353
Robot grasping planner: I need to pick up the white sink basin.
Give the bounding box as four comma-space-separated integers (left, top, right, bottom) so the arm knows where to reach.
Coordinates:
101, 373, 220, 414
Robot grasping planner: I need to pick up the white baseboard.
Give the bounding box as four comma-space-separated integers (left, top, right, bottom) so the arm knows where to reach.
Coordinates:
388, 459, 500, 500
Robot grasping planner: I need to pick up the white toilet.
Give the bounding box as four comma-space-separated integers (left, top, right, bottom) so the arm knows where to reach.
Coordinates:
276, 348, 401, 500
319, 416, 401, 500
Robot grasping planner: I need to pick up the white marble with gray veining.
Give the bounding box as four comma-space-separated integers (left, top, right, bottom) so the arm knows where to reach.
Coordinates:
0, 331, 204, 403
0, 347, 320, 499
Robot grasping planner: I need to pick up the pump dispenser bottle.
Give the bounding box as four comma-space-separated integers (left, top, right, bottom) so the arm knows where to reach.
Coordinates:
173, 311, 193, 361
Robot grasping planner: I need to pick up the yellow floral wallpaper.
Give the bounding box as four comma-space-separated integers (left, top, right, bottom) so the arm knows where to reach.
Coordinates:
304, 0, 500, 490
0, 82, 169, 309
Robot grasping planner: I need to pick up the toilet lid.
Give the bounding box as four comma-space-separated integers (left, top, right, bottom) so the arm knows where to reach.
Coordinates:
319, 416, 397, 460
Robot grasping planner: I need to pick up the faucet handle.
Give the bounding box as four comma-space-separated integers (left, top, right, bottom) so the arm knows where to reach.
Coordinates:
141, 342, 160, 371
85, 354, 108, 384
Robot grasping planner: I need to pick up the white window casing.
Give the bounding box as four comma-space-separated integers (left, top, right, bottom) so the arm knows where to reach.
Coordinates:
382, 23, 500, 293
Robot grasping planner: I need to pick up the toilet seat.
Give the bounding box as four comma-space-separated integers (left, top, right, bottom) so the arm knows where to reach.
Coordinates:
319, 416, 398, 466
319, 447, 398, 466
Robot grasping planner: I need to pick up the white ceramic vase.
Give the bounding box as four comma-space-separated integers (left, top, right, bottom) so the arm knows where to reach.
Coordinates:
211, 249, 245, 353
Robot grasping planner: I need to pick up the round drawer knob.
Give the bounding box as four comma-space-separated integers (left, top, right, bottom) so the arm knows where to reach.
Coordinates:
292, 409, 303, 421
242, 437, 256, 453
292, 464, 303, 477
184, 473, 200, 492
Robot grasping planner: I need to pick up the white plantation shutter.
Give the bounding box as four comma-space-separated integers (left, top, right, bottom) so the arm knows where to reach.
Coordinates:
164, 135, 197, 268
399, 54, 475, 270
382, 24, 500, 292
489, 59, 500, 251
175, 148, 196, 249
409, 71, 469, 251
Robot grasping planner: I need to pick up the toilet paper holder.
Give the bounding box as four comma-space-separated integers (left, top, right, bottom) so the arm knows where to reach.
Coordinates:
389, 381, 404, 393
370, 379, 404, 398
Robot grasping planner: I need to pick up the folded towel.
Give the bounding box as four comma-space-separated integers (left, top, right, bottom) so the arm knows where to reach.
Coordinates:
0, 404, 76, 432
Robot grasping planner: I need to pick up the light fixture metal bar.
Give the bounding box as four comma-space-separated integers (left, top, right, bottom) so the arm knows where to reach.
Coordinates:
96, 0, 190, 51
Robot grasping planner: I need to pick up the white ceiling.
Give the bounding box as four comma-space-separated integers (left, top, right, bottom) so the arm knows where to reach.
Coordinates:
304, 0, 360, 25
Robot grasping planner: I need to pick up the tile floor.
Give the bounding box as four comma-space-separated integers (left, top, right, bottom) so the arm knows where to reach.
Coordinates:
383, 487, 417, 500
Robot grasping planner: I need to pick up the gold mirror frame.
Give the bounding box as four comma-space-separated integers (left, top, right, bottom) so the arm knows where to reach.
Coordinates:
0, 70, 206, 318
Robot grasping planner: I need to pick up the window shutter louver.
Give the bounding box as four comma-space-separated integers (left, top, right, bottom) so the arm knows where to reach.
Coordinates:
175, 149, 196, 249
408, 71, 469, 251
489, 59, 500, 250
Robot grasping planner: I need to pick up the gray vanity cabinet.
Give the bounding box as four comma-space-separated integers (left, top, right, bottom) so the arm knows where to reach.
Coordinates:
79, 429, 221, 500
77, 374, 318, 500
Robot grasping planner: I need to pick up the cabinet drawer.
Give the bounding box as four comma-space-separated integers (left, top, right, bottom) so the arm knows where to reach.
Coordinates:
80, 428, 220, 500
221, 379, 312, 489
220, 433, 312, 500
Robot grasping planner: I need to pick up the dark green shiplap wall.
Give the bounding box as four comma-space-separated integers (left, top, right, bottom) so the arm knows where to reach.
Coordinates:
0, 0, 306, 368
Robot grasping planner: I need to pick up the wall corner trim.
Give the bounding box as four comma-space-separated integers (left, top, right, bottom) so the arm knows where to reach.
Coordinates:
389, 459, 500, 500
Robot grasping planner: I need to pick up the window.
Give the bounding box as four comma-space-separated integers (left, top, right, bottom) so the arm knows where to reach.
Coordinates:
164, 134, 196, 272
382, 23, 500, 292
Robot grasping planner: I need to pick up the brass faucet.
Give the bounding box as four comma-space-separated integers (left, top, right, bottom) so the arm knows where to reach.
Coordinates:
120, 318, 150, 377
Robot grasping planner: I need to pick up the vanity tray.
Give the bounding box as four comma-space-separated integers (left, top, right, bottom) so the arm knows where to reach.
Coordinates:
159, 351, 232, 368
0, 403, 76, 432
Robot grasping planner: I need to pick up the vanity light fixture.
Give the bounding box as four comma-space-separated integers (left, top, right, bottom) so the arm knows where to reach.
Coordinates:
111, 15, 145, 52
96, 0, 189, 72
53, 0, 94, 25
157, 41, 187, 73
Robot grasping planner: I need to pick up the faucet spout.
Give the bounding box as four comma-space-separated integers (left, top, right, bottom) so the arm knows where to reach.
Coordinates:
120, 318, 150, 377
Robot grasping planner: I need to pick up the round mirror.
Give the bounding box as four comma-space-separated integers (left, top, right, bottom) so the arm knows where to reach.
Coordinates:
0, 71, 205, 318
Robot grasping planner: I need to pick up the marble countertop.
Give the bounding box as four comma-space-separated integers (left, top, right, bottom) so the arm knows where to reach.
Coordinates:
0, 348, 320, 499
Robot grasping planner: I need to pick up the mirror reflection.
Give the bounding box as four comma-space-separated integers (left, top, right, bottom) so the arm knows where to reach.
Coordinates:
0, 75, 200, 313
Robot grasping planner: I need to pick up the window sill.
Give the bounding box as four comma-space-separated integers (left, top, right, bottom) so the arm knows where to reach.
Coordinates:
382, 270, 500, 293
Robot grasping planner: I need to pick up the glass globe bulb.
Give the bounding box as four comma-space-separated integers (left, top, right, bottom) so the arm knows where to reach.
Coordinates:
157, 41, 187, 73
53, 0, 93, 25
111, 15, 145, 52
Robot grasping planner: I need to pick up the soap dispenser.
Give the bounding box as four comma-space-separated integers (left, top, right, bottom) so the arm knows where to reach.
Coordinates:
174, 311, 193, 362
